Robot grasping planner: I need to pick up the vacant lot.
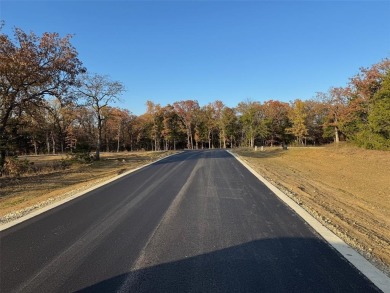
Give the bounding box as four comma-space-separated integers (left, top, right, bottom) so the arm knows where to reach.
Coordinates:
0, 151, 176, 222
234, 144, 390, 275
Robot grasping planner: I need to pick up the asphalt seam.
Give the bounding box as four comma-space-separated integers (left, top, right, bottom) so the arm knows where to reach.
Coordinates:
228, 150, 390, 293
118, 151, 203, 292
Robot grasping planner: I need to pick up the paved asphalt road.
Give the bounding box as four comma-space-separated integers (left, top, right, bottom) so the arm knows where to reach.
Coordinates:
0, 150, 380, 292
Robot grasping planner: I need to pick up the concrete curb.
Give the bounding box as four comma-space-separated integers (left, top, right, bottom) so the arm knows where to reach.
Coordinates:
228, 150, 390, 293
0, 152, 181, 232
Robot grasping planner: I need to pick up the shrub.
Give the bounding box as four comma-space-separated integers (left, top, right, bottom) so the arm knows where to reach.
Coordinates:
3, 157, 32, 177
351, 129, 390, 150
69, 150, 93, 163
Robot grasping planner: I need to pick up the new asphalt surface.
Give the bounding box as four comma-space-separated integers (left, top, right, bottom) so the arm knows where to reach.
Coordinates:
0, 150, 380, 292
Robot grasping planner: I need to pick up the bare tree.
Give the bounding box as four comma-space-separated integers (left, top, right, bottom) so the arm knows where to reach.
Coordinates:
76, 73, 125, 160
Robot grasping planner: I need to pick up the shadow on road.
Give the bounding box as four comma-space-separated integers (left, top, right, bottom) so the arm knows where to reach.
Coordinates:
77, 238, 379, 293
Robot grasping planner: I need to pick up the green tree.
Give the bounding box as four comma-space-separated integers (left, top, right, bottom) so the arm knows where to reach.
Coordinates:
286, 99, 308, 146
367, 71, 390, 149
346, 59, 390, 149
237, 100, 267, 147
262, 100, 289, 146
221, 107, 238, 148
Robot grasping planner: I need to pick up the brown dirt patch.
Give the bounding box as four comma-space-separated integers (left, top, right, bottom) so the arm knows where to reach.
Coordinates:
233, 143, 390, 275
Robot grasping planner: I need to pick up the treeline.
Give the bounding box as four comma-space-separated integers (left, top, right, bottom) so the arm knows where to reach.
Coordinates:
1, 27, 389, 173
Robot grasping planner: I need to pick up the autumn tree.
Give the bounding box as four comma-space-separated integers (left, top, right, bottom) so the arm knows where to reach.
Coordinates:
17, 105, 47, 155
303, 99, 330, 145
133, 114, 153, 150
161, 105, 183, 150
71, 106, 96, 150
262, 100, 289, 146
236, 100, 267, 147
221, 107, 238, 148
124, 113, 138, 151
76, 73, 125, 160
317, 87, 349, 144
286, 99, 308, 146
173, 100, 199, 149
210, 100, 225, 148
0, 26, 83, 173
361, 69, 390, 149
193, 107, 209, 149
346, 59, 390, 149
145, 101, 164, 151
202, 104, 216, 149
42, 99, 79, 154
114, 108, 133, 152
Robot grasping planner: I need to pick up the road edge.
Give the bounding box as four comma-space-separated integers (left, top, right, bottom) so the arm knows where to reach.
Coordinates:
228, 150, 390, 293
0, 152, 181, 232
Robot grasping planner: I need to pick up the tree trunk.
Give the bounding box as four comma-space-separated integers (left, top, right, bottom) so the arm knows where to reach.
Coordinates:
52, 132, 56, 155
106, 135, 110, 152
187, 130, 191, 149
33, 139, 38, 155
46, 133, 50, 154
117, 124, 121, 152
96, 118, 102, 160
0, 149, 5, 176
334, 126, 340, 143
0, 130, 6, 175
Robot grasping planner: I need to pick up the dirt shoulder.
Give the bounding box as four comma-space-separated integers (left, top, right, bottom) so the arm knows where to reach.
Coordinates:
233, 144, 390, 276
0, 151, 177, 223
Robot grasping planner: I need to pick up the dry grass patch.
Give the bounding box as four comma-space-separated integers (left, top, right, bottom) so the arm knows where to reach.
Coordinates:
233, 144, 390, 275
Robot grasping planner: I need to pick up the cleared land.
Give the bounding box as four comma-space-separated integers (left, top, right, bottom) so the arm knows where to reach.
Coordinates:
233, 144, 390, 275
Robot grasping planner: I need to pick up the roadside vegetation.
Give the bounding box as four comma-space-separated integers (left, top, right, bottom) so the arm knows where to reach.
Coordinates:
234, 144, 390, 275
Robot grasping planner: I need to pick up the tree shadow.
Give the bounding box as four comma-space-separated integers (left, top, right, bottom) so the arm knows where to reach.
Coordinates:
77, 238, 379, 293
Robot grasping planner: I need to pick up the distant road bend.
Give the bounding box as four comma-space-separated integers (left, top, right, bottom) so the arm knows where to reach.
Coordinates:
0, 150, 380, 292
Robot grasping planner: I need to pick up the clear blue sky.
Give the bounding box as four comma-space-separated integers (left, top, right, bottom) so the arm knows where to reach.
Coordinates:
1, 1, 389, 115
